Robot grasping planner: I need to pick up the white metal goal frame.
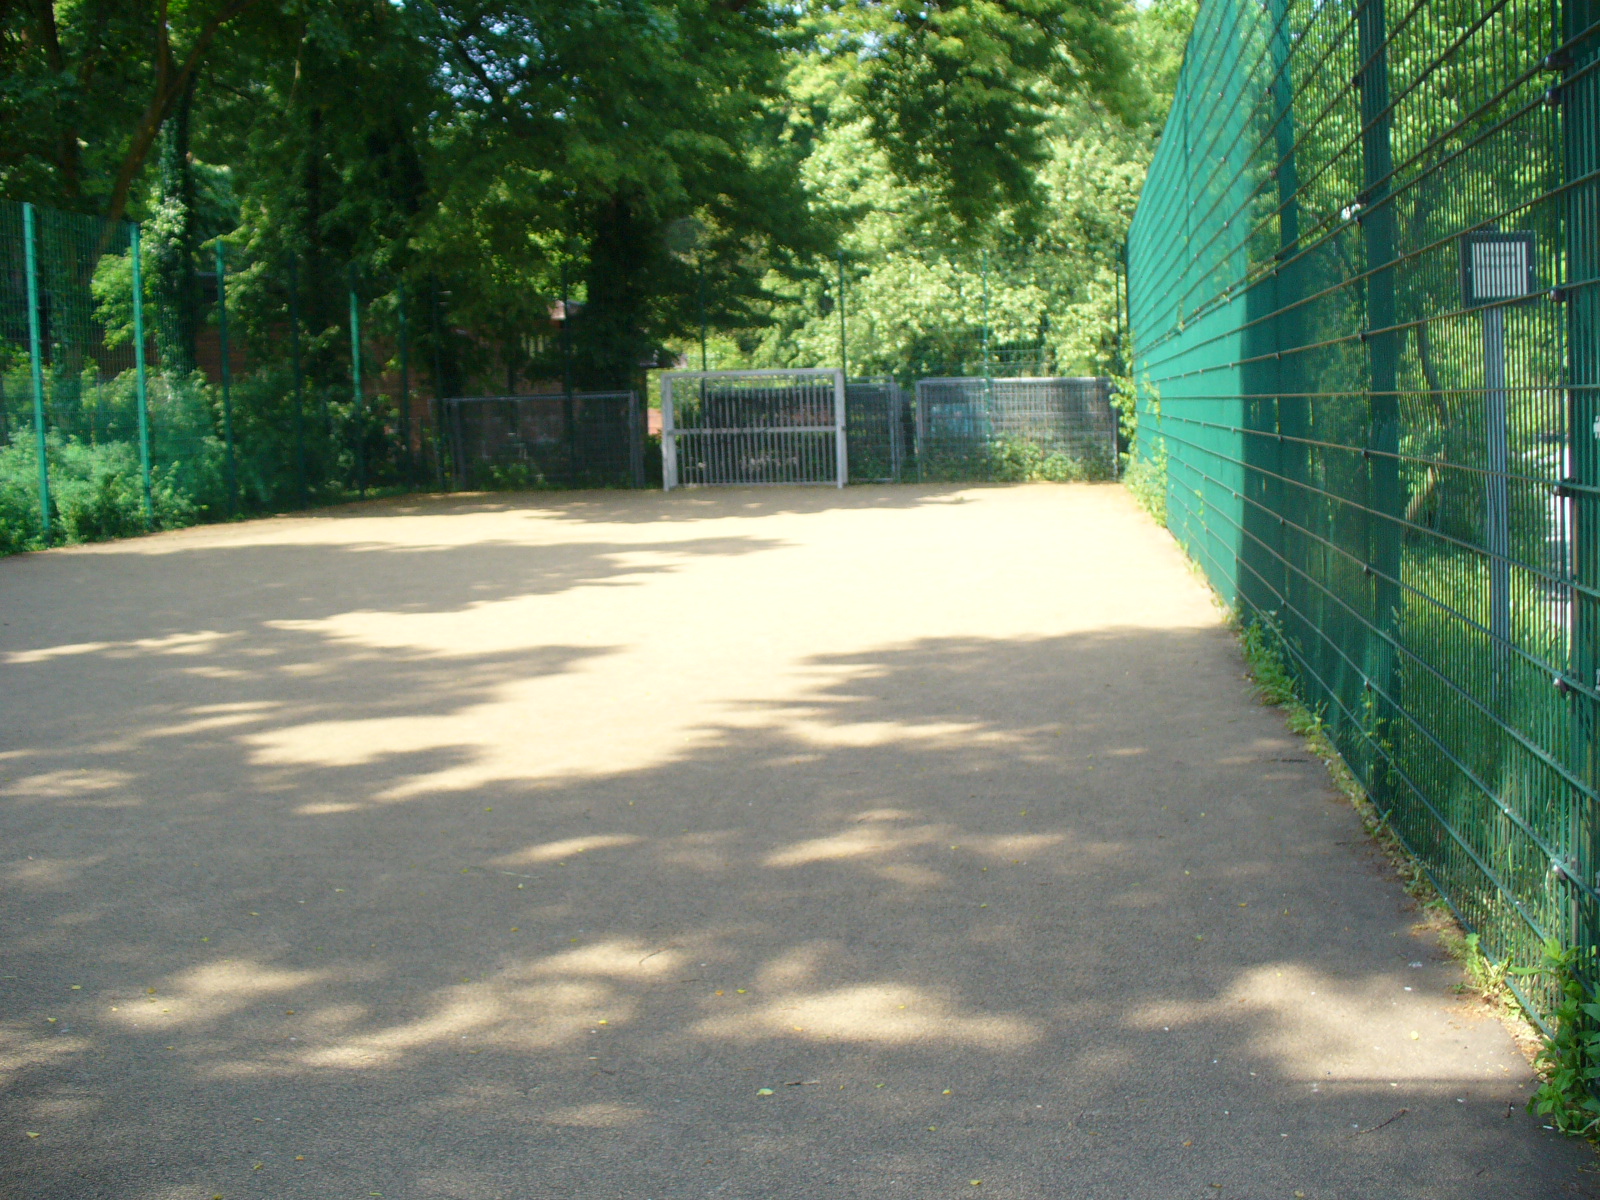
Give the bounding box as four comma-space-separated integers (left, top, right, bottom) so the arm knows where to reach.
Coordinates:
661, 368, 848, 490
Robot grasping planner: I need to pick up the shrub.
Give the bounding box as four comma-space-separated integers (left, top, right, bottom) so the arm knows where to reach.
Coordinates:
0, 429, 205, 552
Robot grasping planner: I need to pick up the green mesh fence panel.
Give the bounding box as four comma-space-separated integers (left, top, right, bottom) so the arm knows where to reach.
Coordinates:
0, 202, 147, 550
0, 200, 654, 553
1129, 0, 1600, 1018
845, 378, 913, 483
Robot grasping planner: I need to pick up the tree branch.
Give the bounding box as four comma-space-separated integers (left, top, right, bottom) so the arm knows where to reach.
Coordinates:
100, 0, 262, 230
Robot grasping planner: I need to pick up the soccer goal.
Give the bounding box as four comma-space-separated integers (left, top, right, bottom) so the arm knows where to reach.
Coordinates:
661, 369, 846, 489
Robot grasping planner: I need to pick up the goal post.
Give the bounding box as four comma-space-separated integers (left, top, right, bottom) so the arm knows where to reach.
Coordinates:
661, 368, 847, 490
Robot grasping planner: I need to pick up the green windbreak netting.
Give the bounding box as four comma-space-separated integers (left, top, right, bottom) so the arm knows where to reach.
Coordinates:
1129, 0, 1600, 1017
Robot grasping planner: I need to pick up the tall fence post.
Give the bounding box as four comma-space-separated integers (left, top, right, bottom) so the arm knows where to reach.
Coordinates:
1115, 242, 1128, 377
349, 266, 365, 496
695, 257, 706, 372
398, 279, 412, 483
560, 257, 576, 481
22, 202, 50, 543
1267, 0, 1303, 642
980, 249, 991, 379
288, 252, 307, 507
215, 241, 239, 515
837, 250, 847, 378
130, 222, 154, 525
833, 367, 848, 488
430, 275, 447, 491
980, 250, 994, 448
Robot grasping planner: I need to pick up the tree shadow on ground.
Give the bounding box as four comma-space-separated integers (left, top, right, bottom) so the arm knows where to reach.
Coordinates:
2, 612, 1592, 1198
327, 482, 1042, 527
0, 532, 785, 647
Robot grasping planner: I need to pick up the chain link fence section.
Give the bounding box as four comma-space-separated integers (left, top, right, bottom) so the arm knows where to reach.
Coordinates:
1127, 0, 1600, 1018
845, 378, 913, 482
444, 392, 642, 490
913, 376, 1117, 483
662, 369, 846, 488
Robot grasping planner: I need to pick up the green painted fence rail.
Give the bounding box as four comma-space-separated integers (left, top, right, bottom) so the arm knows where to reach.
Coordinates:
1129, 0, 1600, 1019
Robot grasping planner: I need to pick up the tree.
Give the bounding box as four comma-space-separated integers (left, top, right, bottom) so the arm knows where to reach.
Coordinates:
706, 0, 1192, 383
824, 0, 1135, 233
0, 0, 263, 222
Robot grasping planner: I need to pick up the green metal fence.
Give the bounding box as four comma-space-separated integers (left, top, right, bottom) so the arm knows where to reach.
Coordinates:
0, 198, 657, 554
1128, 0, 1600, 1017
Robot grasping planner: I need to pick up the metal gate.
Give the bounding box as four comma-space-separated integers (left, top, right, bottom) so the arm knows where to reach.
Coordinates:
662, 369, 846, 489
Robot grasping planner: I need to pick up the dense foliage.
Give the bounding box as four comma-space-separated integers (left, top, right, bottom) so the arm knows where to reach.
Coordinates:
0, 0, 1192, 550
3, 0, 1190, 379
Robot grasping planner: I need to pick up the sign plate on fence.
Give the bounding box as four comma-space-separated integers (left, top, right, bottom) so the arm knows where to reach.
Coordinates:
1459, 231, 1537, 305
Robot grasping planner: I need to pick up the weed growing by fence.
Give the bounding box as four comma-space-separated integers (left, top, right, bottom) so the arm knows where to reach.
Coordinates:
1514, 943, 1600, 1137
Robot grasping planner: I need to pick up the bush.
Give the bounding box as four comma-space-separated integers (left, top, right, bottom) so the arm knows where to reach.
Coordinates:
1122, 440, 1168, 524
0, 429, 205, 553
985, 434, 1099, 483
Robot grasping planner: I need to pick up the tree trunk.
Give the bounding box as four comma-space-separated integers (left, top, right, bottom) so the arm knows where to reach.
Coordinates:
576, 193, 661, 394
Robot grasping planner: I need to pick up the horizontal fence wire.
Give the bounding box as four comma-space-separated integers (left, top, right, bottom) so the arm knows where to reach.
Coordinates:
1128, 0, 1600, 1017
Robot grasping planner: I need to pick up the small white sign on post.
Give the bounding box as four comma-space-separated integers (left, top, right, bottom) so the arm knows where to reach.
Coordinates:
1459, 231, 1536, 305
1458, 230, 1536, 692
